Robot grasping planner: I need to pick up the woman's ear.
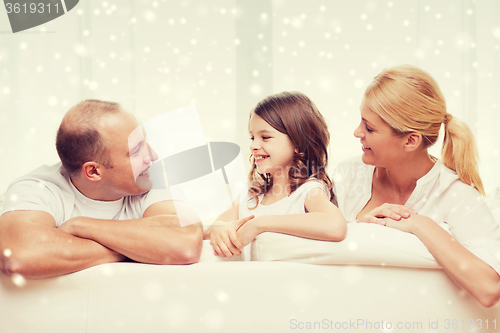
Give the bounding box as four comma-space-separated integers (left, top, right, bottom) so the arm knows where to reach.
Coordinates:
404, 132, 423, 152
294, 147, 299, 154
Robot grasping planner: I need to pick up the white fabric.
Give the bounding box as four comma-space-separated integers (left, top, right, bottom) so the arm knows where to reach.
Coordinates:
332, 156, 500, 274
2, 261, 499, 333
238, 180, 328, 260
239, 180, 329, 218
1, 163, 172, 227
252, 223, 440, 268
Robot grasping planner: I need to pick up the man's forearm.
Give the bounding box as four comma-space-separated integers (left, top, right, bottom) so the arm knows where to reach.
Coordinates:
62, 215, 202, 265
0, 216, 125, 279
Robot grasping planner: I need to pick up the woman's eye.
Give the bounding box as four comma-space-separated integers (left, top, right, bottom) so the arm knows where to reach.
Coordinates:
250, 137, 254, 141
262, 136, 271, 140
365, 125, 373, 133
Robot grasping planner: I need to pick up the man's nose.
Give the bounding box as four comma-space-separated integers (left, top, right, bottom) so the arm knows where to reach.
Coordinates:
146, 145, 158, 163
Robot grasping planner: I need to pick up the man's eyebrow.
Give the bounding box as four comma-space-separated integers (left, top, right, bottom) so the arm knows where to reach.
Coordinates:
128, 140, 144, 155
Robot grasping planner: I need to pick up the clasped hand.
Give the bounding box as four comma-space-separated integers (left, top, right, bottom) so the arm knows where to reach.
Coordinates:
358, 203, 422, 233
209, 215, 257, 257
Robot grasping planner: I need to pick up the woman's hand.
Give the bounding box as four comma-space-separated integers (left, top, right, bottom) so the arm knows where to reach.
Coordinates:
383, 213, 434, 234
209, 215, 254, 257
358, 203, 417, 225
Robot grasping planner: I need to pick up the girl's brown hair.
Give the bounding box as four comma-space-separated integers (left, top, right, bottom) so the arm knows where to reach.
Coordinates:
364, 64, 484, 195
247, 91, 335, 208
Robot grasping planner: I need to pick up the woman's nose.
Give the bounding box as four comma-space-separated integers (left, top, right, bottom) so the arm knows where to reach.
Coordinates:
353, 123, 364, 139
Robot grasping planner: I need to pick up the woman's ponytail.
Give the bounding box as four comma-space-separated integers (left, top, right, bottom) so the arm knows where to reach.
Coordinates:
441, 115, 485, 195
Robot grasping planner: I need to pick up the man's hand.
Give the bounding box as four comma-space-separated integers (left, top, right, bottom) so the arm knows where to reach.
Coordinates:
58, 216, 87, 235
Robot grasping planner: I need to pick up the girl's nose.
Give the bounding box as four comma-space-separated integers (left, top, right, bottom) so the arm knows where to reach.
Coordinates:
249, 139, 259, 151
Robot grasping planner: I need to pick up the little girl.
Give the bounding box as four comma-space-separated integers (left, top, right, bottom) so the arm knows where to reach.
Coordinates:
204, 91, 347, 257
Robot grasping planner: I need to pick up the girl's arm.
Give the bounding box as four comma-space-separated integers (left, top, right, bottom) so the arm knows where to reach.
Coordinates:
203, 204, 254, 257
382, 214, 500, 307
236, 187, 347, 247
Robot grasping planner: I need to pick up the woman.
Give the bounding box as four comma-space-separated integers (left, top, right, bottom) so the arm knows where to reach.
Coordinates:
333, 65, 500, 307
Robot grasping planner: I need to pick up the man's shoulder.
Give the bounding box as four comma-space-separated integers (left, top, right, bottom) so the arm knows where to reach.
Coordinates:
10, 162, 69, 187
2, 162, 72, 220
122, 189, 173, 212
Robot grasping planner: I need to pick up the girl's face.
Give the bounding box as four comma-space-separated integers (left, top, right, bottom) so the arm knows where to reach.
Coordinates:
353, 103, 408, 168
249, 114, 297, 176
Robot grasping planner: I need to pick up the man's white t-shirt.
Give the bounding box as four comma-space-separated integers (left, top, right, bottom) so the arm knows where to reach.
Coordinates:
332, 156, 500, 274
1, 163, 172, 227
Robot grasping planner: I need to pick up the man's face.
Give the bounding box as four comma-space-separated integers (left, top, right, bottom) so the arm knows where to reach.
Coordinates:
98, 111, 158, 199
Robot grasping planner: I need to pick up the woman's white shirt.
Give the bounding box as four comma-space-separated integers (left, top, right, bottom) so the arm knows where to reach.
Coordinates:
332, 156, 500, 274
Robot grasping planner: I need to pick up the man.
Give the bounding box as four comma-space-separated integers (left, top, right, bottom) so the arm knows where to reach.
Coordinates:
0, 99, 203, 279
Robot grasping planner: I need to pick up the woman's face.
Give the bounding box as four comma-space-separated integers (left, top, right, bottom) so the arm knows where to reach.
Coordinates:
353, 103, 408, 168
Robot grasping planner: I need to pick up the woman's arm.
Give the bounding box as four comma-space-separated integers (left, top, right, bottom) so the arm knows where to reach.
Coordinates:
384, 214, 500, 307
359, 201, 500, 307
236, 188, 347, 247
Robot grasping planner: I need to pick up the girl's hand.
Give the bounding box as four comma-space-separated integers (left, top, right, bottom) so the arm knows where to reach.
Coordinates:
236, 216, 261, 248
210, 215, 254, 257
358, 203, 417, 225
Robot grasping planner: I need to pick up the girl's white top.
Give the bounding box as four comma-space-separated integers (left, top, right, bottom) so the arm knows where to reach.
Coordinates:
239, 179, 329, 260
239, 179, 329, 218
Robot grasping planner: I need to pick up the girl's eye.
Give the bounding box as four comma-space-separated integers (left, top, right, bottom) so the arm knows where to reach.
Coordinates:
250, 137, 254, 141
262, 136, 271, 140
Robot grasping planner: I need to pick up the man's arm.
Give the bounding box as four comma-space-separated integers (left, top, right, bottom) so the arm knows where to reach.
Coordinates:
0, 210, 125, 279
59, 200, 203, 265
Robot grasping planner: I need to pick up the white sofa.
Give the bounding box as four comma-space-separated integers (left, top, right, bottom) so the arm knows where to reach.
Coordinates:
2, 227, 500, 333
1, 194, 500, 333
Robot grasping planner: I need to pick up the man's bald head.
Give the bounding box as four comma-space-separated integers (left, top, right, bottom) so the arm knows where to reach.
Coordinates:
56, 99, 122, 176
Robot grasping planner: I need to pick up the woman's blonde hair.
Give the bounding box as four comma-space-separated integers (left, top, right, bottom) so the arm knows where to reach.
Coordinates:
364, 64, 484, 195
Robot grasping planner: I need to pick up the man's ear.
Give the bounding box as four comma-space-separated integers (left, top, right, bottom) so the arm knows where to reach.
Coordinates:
404, 132, 423, 152
81, 162, 103, 181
